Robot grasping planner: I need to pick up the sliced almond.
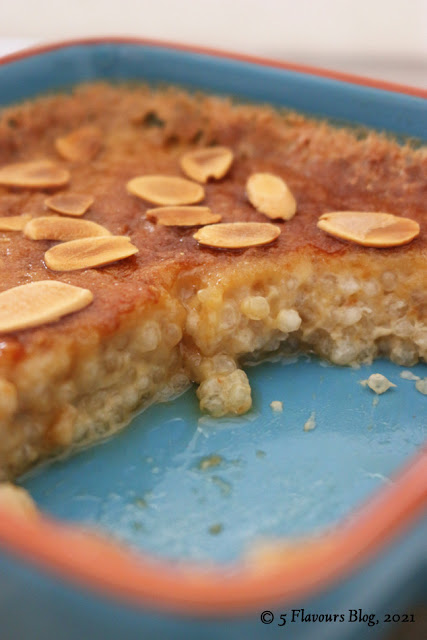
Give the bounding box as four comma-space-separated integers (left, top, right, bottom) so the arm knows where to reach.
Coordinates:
193, 222, 280, 249
45, 236, 138, 271
246, 173, 297, 221
127, 175, 204, 206
0, 214, 32, 231
0, 281, 93, 333
45, 193, 94, 217
180, 147, 233, 183
55, 126, 102, 162
24, 216, 112, 242
317, 211, 420, 247
0, 161, 70, 189
146, 206, 221, 226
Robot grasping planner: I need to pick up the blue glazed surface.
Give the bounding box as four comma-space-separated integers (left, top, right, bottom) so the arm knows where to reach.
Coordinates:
0, 514, 425, 640
0, 43, 426, 139
0, 41, 426, 639
21, 357, 427, 563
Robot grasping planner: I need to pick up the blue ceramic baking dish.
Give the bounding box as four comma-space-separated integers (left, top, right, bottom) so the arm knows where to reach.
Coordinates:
0, 38, 426, 640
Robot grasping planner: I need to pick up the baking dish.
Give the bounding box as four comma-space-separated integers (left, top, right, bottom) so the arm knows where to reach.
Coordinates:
0, 38, 426, 640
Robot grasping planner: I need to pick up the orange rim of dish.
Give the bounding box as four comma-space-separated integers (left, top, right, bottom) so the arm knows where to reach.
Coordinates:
0, 38, 426, 615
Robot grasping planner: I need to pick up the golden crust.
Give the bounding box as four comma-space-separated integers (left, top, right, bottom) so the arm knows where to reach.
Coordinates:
0, 84, 425, 358
0, 83, 425, 477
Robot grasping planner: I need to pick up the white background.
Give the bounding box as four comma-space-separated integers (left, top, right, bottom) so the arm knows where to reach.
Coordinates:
1, 0, 427, 87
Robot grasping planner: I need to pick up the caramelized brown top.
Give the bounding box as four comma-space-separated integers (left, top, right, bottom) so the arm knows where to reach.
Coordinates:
0, 83, 425, 360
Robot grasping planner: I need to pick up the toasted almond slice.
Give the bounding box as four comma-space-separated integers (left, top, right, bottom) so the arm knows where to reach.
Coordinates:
246, 173, 297, 221
146, 206, 222, 226
45, 193, 94, 217
24, 216, 112, 241
55, 126, 102, 162
0, 214, 32, 231
0, 483, 38, 517
0, 281, 93, 333
193, 222, 280, 249
180, 146, 233, 183
317, 211, 420, 247
0, 161, 70, 189
127, 175, 204, 206
45, 236, 138, 271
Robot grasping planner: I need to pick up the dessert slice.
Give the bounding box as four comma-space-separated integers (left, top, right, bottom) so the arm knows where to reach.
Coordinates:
0, 83, 425, 479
